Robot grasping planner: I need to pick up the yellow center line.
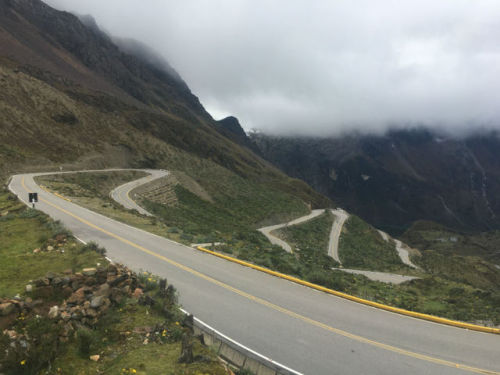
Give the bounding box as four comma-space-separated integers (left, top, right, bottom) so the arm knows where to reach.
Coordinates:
21, 176, 500, 375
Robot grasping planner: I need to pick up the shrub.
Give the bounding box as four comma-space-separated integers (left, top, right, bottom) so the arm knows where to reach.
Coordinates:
76, 328, 100, 356
80, 241, 106, 255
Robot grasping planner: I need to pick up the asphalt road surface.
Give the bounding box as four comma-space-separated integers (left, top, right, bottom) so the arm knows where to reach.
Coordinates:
328, 208, 349, 264
9, 172, 500, 375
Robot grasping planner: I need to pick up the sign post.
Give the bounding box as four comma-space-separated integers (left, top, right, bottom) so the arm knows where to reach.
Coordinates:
28, 192, 38, 208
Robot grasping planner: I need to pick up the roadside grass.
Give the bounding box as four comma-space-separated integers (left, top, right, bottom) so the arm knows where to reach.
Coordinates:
339, 216, 412, 273
0, 190, 104, 298
50, 295, 226, 375
0, 189, 227, 374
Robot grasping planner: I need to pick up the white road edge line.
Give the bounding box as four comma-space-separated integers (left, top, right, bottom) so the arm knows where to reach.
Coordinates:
179, 308, 304, 375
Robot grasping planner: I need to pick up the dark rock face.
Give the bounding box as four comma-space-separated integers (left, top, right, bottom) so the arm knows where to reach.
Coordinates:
252, 129, 500, 234
216, 116, 262, 154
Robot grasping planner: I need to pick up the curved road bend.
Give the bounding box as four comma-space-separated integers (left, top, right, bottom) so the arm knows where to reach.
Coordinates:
9, 173, 500, 375
258, 209, 325, 253
109, 169, 168, 216
379, 230, 420, 270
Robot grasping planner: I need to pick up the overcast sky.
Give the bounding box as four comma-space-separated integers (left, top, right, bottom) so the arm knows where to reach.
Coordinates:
45, 0, 500, 136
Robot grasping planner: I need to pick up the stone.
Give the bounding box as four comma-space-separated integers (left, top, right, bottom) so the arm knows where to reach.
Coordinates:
90, 296, 104, 309
109, 274, 127, 287
48, 305, 59, 319
82, 268, 97, 276
46, 245, 54, 251
95, 283, 110, 297
132, 288, 143, 298
107, 264, 118, 275
33, 248, 41, 254
67, 288, 86, 305
52, 278, 63, 287
35, 278, 49, 287
89, 355, 100, 362
45, 272, 56, 280
84, 277, 96, 286
63, 269, 73, 275
0, 303, 15, 316
62, 287, 73, 298
25, 284, 33, 293
35, 286, 54, 298
60, 311, 71, 321
85, 308, 98, 318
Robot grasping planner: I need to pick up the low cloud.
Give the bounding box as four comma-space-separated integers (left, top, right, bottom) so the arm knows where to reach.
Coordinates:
45, 0, 500, 136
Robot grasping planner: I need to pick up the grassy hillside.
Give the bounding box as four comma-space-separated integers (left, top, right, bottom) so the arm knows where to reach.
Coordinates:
339, 216, 410, 272
0, 189, 227, 374
274, 211, 339, 268
402, 220, 500, 264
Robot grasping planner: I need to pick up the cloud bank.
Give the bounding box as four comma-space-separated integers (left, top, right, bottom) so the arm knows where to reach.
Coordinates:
45, 0, 500, 136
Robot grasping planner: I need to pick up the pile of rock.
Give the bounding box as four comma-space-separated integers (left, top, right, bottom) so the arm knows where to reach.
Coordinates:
1, 264, 147, 342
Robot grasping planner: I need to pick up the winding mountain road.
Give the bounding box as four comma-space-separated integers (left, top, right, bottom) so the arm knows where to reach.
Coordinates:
258, 209, 325, 253
8, 171, 500, 375
109, 169, 168, 215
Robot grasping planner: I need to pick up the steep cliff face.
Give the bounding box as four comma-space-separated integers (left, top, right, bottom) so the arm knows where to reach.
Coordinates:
253, 129, 500, 234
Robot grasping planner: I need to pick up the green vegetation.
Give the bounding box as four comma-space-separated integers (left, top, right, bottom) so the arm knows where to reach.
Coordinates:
0, 189, 103, 297
402, 220, 500, 264
339, 216, 410, 273
0, 189, 226, 374
274, 211, 339, 268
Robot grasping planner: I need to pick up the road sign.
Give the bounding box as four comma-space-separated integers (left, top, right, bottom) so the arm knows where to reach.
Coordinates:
29, 192, 38, 203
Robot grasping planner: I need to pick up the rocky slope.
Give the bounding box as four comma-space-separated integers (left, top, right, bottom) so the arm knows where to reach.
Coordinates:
252, 128, 500, 234
0, 0, 328, 210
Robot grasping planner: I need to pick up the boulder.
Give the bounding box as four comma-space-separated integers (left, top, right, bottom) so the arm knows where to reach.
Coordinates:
48, 305, 59, 319
60, 311, 71, 321
82, 268, 97, 277
94, 283, 110, 297
90, 295, 104, 309
89, 354, 100, 362
25, 284, 32, 293
132, 288, 143, 298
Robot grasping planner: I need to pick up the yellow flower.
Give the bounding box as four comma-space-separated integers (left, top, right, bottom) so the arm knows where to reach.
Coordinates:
131, 369, 137, 374
20, 360, 26, 365
162, 329, 167, 336
175, 321, 180, 326
148, 277, 152, 281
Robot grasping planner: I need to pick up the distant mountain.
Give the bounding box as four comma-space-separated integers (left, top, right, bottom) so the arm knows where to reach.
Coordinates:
252, 129, 500, 234
0, 0, 328, 210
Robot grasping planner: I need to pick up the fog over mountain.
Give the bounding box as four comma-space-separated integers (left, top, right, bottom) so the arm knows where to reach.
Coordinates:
44, 0, 500, 136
